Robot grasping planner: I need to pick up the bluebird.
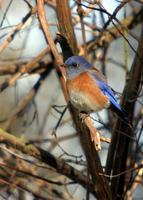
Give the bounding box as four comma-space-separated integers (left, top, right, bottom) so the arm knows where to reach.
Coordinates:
64, 56, 129, 124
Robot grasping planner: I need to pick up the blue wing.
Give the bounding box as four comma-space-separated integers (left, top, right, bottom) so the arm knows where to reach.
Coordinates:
96, 79, 121, 110
89, 70, 130, 124
89, 71, 121, 111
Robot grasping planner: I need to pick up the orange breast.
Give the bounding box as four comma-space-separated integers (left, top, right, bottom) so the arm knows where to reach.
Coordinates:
67, 72, 109, 112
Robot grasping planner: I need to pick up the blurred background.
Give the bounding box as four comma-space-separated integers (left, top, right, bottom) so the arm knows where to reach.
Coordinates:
0, 0, 142, 199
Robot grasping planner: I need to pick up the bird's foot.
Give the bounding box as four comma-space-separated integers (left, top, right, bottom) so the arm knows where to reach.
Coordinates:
79, 112, 89, 123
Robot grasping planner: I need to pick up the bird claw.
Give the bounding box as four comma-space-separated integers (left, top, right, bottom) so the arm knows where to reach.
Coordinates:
79, 112, 88, 123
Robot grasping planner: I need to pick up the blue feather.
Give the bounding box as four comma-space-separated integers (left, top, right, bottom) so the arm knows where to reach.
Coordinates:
96, 79, 122, 111
93, 78, 130, 124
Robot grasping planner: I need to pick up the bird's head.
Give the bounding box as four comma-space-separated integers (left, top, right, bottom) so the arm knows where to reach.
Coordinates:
64, 56, 92, 79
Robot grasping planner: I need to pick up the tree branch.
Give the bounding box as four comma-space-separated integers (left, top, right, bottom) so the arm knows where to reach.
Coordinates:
55, 1, 112, 199
0, 128, 96, 195
106, 23, 143, 199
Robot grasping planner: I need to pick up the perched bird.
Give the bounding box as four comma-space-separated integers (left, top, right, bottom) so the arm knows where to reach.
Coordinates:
64, 56, 129, 124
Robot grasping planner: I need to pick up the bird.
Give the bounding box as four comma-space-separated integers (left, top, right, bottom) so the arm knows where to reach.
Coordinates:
64, 55, 130, 125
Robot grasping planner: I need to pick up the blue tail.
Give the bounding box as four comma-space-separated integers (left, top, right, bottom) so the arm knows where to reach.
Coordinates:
110, 103, 130, 125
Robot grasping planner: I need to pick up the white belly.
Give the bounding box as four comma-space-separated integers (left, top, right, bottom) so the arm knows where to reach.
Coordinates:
69, 90, 102, 112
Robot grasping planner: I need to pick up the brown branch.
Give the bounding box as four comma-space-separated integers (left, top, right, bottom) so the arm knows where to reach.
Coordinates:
0, 152, 74, 200
0, 64, 20, 75
55, 1, 112, 199
56, 0, 78, 57
37, 0, 62, 64
77, 0, 87, 57
0, 6, 37, 54
87, 7, 143, 51
106, 24, 143, 199
37, 0, 111, 200
3, 66, 51, 131
103, 0, 130, 29
0, 128, 96, 195
37, 0, 68, 102
0, 47, 50, 92
0, 58, 52, 75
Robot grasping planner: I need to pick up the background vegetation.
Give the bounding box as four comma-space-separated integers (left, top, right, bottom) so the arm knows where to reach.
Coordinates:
0, 0, 142, 199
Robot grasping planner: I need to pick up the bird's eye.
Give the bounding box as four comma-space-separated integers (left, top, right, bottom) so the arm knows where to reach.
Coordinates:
72, 62, 78, 67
